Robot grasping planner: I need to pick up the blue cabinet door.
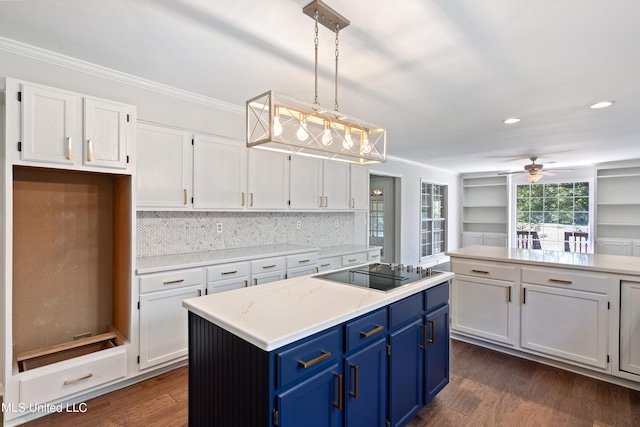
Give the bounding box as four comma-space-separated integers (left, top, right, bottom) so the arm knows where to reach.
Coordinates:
388, 318, 424, 427
344, 338, 387, 427
425, 305, 450, 403
276, 363, 342, 427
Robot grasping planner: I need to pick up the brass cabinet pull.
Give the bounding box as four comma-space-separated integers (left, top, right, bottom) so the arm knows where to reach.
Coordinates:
333, 373, 343, 409
549, 278, 572, 285
348, 258, 357, 263
221, 270, 238, 275
428, 320, 435, 344
471, 269, 490, 274
419, 324, 427, 350
507, 286, 512, 303
360, 324, 384, 338
87, 139, 93, 161
262, 264, 277, 269
197, 289, 202, 297
254, 278, 258, 286
241, 192, 245, 206
163, 279, 185, 285
64, 373, 93, 385
319, 196, 323, 207
298, 350, 331, 368
298, 259, 310, 263
349, 363, 359, 398
67, 137, 73, 159
324, 196, 328, 207
351, 198, 355, 209
250, 192, 254, 207
320, 263, 331, 267
183, 189, 188, 205
370, 254, 379, 259
244, 280, 248, 287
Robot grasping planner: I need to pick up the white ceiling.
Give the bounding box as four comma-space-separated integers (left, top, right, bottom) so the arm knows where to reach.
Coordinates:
1, 0, 639, 173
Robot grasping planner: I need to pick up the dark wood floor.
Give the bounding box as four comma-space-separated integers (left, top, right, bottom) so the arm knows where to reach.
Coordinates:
23, 340, 640, 426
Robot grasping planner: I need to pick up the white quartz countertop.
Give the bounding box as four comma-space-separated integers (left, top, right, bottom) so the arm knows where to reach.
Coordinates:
446, 246, 640, 276
136, 244, 320, 274
182, 271, 454, 351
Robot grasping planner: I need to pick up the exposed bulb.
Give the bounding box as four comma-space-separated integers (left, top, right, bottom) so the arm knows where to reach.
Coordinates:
296, 123, 309, 141
343, 127, 353, 149
273, 115, 283, 137
360, 132, 371, 154
321, 121, 333, 146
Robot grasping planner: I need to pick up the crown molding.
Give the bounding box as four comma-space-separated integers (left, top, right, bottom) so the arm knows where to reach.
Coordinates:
386, 155, 459, 176
0, 36, 244, 115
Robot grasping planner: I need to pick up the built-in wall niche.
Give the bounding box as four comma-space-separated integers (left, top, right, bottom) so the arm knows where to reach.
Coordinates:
12, 166, 131, 372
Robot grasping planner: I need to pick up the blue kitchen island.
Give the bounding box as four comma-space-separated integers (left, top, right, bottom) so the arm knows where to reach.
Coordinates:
182, 267, 454, 427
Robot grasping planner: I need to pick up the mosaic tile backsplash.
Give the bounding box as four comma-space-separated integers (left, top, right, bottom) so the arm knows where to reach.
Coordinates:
136, 211, 355, 258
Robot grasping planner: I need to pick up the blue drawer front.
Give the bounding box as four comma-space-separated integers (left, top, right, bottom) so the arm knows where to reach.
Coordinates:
276, 327, 341, 389
388, 293, 424, 329
425, 281, 449, 312
345, 308, 388, 353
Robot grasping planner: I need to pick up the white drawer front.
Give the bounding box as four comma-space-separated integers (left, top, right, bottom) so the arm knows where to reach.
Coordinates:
139, 268, 203, 294
286, 252, 318, 269
250, 256, 285, 273
19, 348, 126, 405
318, 256, 341, 271
367, 250, 381, 261
451, 259, 516, 282
521, 267, 609, 292
341, 252, 367, 266
206, 262, 250, 282
207, 277, 248, 294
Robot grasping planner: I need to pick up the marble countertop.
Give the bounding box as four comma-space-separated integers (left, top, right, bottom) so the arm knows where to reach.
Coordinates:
446, 245, 640, 276
182, 271, 455, 351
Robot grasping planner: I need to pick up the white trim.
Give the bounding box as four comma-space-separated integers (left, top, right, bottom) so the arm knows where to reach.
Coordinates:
386, 155, 458, 175
0, 37, 244, 115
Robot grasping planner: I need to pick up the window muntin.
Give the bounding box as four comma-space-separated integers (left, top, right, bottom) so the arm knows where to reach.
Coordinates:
421, 182, 446, 259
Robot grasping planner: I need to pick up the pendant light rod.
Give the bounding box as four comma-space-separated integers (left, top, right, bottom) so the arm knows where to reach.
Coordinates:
303, 0, 350, 32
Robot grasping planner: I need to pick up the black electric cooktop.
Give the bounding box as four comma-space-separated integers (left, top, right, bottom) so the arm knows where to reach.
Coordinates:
315, 263, 442, 292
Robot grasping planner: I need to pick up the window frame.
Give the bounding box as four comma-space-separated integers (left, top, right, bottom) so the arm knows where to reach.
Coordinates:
420, 179, 448, 263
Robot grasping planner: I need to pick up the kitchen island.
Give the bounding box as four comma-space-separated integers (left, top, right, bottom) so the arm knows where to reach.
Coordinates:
182, 268, 454, 427
446, 245, 640, 390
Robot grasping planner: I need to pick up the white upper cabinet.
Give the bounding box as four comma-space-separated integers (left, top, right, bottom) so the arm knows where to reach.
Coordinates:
20, 84, 76, 165
83, 98, 129, 169
289, 156, 323, 209
349, 165, 369, 210
247, 149, 289, 210
137, 123, 193, 209
19, 82, 132, 171
322, 160, 350, 210
193, 134, 247, 210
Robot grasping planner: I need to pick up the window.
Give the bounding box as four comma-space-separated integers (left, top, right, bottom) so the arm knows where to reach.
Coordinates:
420, 181, 447, 260
369, 188, 384, 252
516, 182, 590, 252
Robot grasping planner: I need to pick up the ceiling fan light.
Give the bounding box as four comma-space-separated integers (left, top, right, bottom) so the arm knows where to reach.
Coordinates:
503, 118, 520, 124
590, 101, 614, 109
526, 174, 543, 183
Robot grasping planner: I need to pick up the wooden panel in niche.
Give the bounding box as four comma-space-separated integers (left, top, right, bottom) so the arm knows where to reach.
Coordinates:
12, 166, 129, 357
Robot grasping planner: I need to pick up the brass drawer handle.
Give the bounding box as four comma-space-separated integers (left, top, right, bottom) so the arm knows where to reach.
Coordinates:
333, 373, 343, 409
67, 137, 72, 159
262, 264, 277, 269
471, 269, 490, 274
320, 263, 331, 267
349, 363, 359, 398
221, 270, 238, 275
250, 192, 254, 207
87, 139, 93, 161
549, 278, 572, 284
360, 324, 384, 338
163, 279, 184, 285
351, 198, 355, 209
324, 196, 328, 207
241, 192, 245, 206
183, 189, 188, 205
298, 259, 310, 263
428, 320, 435, 344
370, 254, 379, 259
347, 258, 358, 263
64, 373, 93, 385
299, 350, 331, 368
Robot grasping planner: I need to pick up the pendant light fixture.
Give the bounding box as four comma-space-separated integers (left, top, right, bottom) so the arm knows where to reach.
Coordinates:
246, 0, 386, 164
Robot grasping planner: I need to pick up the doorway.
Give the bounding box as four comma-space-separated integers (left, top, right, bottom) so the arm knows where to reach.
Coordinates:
369, 174, 400, 263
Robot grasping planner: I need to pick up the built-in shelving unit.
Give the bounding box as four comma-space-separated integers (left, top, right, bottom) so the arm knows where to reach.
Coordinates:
461, 175, 508, 246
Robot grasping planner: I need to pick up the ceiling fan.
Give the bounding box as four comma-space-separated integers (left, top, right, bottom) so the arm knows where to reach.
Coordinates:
497, 157, 573, 183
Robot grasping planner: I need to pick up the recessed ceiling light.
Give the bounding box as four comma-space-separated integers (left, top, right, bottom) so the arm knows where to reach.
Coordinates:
503, 118, 521, 124
590, 101, 614, 109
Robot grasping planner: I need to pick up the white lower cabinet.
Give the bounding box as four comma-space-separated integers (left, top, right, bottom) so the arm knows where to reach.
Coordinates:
620, 281, 640, 376
596, 238, 633, 256
206, 262, 250, 294
251, 256, 286, 286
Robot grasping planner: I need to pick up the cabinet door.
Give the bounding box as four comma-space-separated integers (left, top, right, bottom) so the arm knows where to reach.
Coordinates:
425, 305, 450, 403
322, 161, 350, 210
252, 271, 285, 286
83, 98, 128, 169
483, 233, 506, 247
21, 84, 76, 165
451, 276, 516, 345
287, 266, 318, 279
344, 339, 387, 427
247, 149, 289, 209
461, 232, 484, 247
136, 123, 192, 208
621, 281, 640, 375
349, 165, 369, 210
289, 155, 323, 209
139, 284, 202, 370
521, 284, 608, 370
389, 319, 424, 427
276, 364, 342, 427
596, 239, 632, 256
193, 134, 247, 209
207, 277, 249, 295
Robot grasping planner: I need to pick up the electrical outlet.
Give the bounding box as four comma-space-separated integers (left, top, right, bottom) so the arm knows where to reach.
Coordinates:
335, 220, 339, 227
296, 221, 302, 229
216, 223, 223, 233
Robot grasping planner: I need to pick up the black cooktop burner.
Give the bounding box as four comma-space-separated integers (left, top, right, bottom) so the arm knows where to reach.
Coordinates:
315, 263, 442, 292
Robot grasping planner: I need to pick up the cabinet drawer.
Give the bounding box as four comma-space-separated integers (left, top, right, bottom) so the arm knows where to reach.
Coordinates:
19, 348, 126, 405
451, 259, 515, 282
206, 262, 250, 282
345, 308, 388, 353
139, 268, 203, 294
286, 252, 319, 268
425, 281, 450, 312
389, 293, 424, 329
276, 327, 341, 389
207, 277, 248, 294
250, 256, 285, 273
318, 256, 341, 272
367, 250, 381, 262
521, 267, 609, 293
342, 252, 367, 267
